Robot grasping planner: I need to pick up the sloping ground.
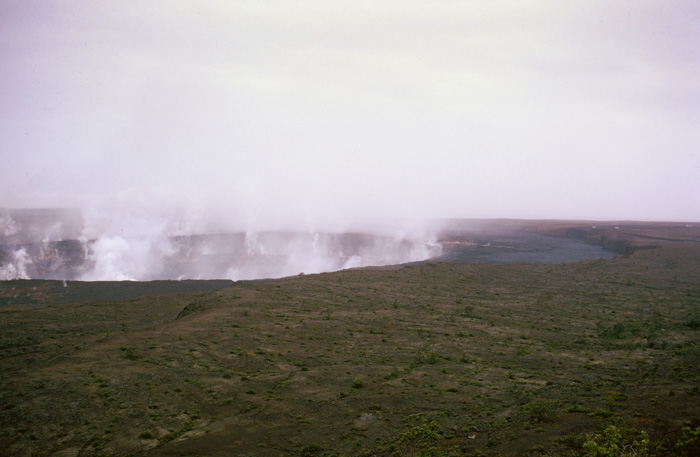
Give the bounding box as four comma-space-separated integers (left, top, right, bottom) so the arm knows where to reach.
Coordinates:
0, 223, 699, 457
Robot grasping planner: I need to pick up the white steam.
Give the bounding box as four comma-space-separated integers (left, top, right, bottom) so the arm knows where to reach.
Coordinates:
0, 208, 441, 281
78, 208, 178, 281
224, 230, 440, 281
0, 248, 32, 280
81, 235, 174, 281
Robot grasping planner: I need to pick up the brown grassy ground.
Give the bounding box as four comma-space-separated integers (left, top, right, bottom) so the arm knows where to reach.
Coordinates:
0, 221, 699, 456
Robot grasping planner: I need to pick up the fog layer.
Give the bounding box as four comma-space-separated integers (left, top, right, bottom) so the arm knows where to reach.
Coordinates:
1, 2, 699, 222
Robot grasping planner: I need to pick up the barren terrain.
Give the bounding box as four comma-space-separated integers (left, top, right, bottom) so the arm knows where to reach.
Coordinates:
1, 220, 699, 456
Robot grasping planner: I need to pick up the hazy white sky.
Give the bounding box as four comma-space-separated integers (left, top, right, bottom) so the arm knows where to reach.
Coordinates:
2, 1, 699, 224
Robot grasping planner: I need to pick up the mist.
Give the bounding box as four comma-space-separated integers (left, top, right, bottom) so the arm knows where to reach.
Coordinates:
1, 1, 699, 262
0, 208, 442, 281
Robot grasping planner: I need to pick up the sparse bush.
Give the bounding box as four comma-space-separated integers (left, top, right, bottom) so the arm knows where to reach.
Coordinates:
384, 369, 400, 380
564, 403, 587, 413
352, 376, 365, 389
459, 305, 476, 318
522, 398, 557, 423
559, 434, 585, 450
674, 426, 700, 456
598, 322, 627, 339
241, 402, 257, 413
515, 346, 530, 356
589, 408, 619, 420
398, 422, 442, 446
582, 425, 649, 457
419, 446, 445, 457
155, 420, 194, 447
604, 391, 627, 409
298, 443, 324, 457
120, 347, 139, 360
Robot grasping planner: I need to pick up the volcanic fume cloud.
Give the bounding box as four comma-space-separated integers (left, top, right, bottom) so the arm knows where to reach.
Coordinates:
0, 207, 442, 281
0, 248, 32, 281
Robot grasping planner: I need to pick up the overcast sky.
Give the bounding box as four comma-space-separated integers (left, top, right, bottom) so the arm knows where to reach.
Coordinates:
2, 1, 699, 225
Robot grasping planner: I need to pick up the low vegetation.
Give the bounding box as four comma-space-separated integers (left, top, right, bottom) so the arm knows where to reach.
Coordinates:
0, 222, 698, 456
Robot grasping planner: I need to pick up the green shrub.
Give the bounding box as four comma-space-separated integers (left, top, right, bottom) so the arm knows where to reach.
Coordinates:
598, 322, 627, 339
299, 443, 323, 457
674, 426, 700, 456
384, 369, 400, 380
589, 408, 619, 420
459, 305, 475, 318
352, 376, 365, 389
522, 398, 556, 423
604, 391, 627, 408
120, 347, 139, 360
241, 402, 258, 413
583, 425, 649, 457
398, 422, 442, 446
